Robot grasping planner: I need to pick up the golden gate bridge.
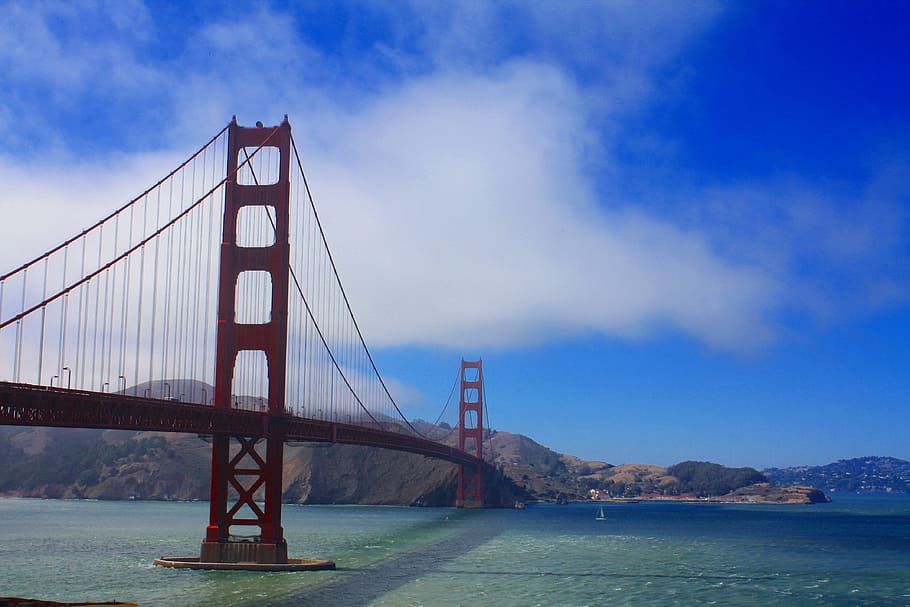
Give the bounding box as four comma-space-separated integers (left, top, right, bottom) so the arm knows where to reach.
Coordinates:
0, 117, 489, 570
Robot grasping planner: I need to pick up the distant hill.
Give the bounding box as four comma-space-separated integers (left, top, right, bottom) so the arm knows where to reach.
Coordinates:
666, 461, 768, 496
557, 457, 823, 503
0, 426, 527, 506
765, 457, 910, 493
0, 422, 836, 505
0, 424, 594, 504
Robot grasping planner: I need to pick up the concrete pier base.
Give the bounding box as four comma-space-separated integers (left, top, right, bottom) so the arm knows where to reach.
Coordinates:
153, 556, 335, 571
199, 540, 289, 564
154, 540, 335, 571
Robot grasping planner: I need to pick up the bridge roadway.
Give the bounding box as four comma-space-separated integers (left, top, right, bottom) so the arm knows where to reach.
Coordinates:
0, 381, 482, 468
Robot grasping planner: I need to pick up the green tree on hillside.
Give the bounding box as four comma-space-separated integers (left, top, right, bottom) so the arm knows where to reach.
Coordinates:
667, 461, 767, 497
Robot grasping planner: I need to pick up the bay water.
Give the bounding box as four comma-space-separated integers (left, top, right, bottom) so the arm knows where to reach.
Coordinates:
1, 496, 908, 606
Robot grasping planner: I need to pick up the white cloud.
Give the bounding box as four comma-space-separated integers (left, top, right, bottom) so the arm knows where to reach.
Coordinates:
677, 168, 910, 325
0, 151, 185, 272
0, 1, 157, 96
382, 376, 426, 409
0, 1, 905, 359
391, 0, 722, 74
296, 64, 780, 352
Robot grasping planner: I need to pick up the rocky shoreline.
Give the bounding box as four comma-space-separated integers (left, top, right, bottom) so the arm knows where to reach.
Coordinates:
594, 483, 830, 505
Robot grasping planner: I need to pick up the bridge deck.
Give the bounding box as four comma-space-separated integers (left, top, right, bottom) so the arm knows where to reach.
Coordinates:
0, 382, 482, 468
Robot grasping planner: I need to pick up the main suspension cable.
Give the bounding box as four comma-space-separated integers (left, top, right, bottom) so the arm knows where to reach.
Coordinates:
0, 127, 273, 332
240, 145, 389, 429
290, 134, 421, 436
483, 378, 496, 464
0, 125, 230, 283
433, 366, 461, 428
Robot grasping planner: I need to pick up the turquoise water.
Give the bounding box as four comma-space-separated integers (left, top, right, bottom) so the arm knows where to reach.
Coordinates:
1, 496, 909, 606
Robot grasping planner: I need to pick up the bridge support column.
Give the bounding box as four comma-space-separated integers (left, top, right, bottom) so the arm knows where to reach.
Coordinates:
201, 429, 287, 564
170, 117, 329, 571
202, 117, 292, 564
457, 359, 484, 508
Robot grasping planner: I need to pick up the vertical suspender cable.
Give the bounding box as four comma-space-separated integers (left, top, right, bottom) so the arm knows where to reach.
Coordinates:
290, 135, 419, 434
59, 247, 69, 384
90, 225, 104, 390
161, 176, 175, 395
99, 216, 116, 389
190, 153, 202, 400
75, 236, 86, 388
38, 258, 48, 384
200, 140, 214, 399
133, 194, 149, 395
120, 205, 139, 396
148, 185, 162, 392
171, 173, 183, 392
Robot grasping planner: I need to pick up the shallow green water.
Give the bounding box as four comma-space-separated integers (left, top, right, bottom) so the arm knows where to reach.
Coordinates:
1, 496, 908, 606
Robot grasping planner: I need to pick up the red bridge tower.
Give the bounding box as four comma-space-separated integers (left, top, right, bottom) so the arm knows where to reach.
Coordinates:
202, 117, 292, 565
457, 358, 484, 507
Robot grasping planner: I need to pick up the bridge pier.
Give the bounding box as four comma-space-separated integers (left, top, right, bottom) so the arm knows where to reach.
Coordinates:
157, 118, 335, 571
200, 537, 288, 565
199, 428, 295, 566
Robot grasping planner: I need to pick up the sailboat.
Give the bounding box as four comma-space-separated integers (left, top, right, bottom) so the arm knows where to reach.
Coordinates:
595, 504, 607, 521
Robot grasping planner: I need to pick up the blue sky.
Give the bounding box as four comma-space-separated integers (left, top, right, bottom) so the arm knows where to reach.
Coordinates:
0, 1, 908, 468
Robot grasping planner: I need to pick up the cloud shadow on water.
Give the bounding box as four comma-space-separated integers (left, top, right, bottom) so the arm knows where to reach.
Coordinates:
278, 516, 498, 606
